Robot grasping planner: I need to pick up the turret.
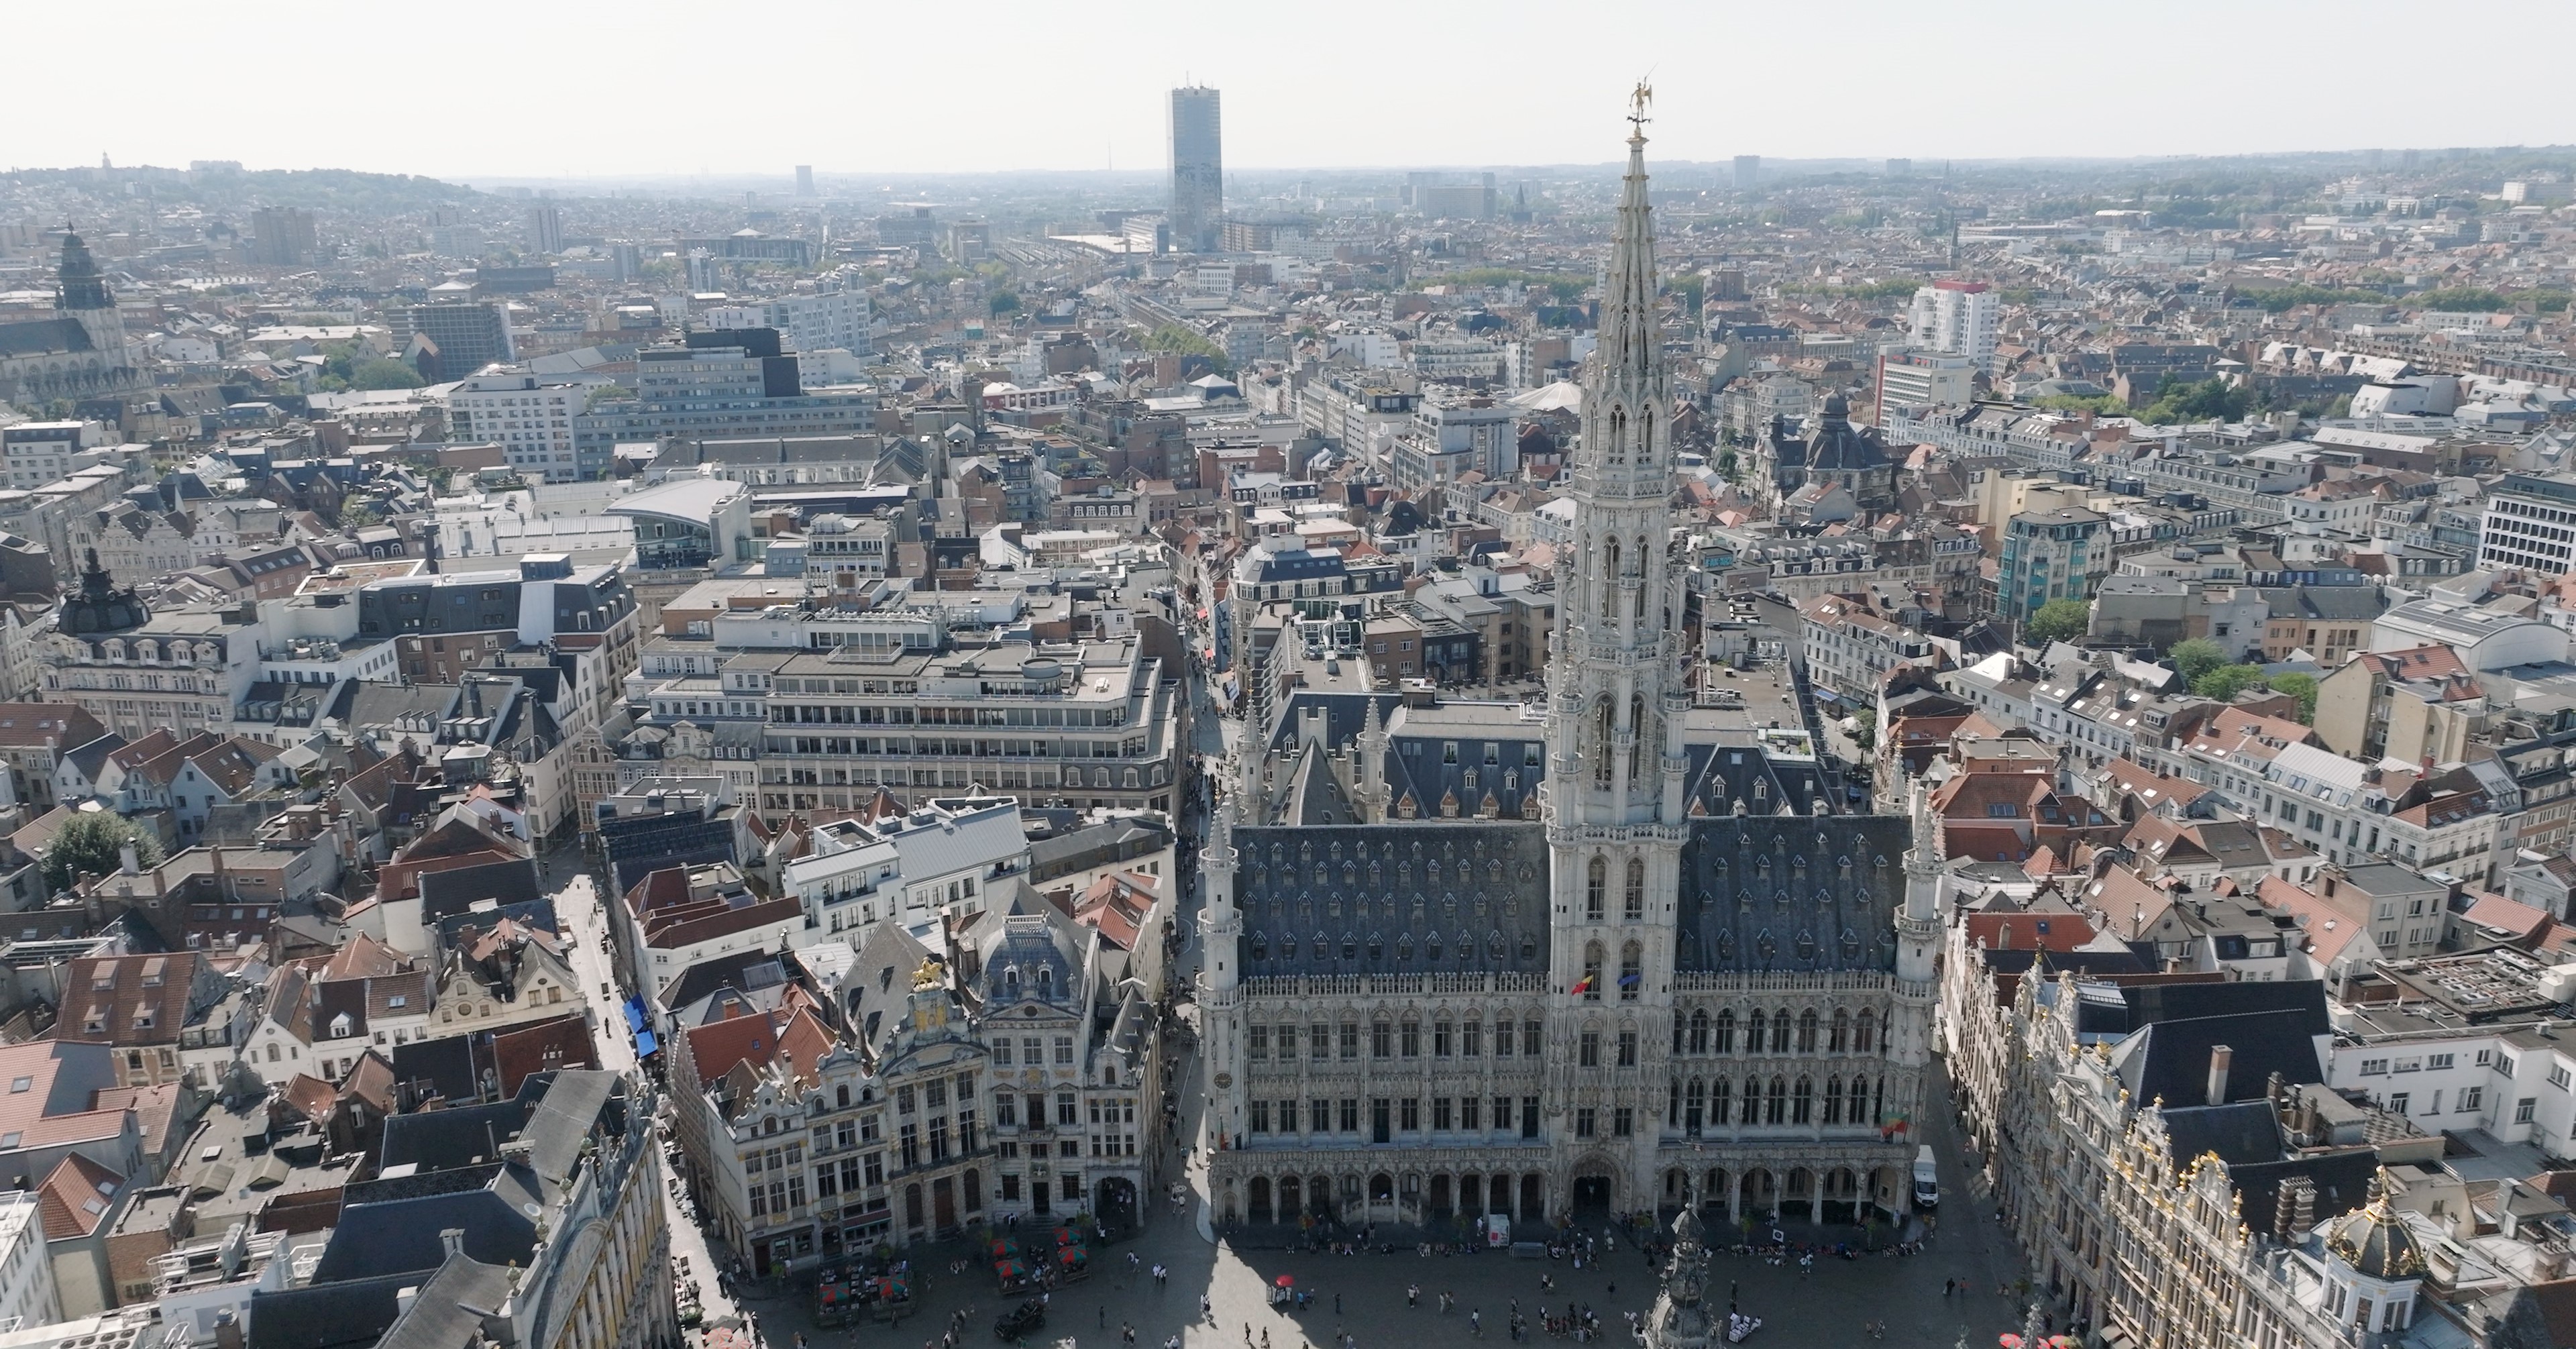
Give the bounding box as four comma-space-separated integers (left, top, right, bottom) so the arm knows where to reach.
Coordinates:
1356, 696, 1389, 822
1196, 794, 1246, 1152
1897, 778, 1939, 985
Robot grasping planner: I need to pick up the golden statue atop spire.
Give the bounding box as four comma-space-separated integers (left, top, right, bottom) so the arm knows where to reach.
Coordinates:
1627, 79, 1654, 133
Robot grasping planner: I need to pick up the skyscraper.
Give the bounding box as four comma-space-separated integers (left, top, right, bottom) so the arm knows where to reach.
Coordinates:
1907, 279, 1998, 375
795, 164, 816, 197
527, 204, 564, 255
1732, 154, 1761, 191
248, 207, 316, 266
1169, 85, 1223, 254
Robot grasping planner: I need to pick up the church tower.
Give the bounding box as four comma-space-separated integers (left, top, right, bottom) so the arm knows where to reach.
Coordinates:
50, 229, 138, 396
1540, 89, 1693, 1208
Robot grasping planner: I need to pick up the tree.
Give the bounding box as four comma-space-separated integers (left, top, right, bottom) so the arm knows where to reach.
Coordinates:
987, 291, 1021, 317
2022, 599, 2092, 645
2168, 638, 2229, 685
2269, 671, 2320, 724
2192, 663, 2265, 702
1849, 708, 1878, 753
43, 812, 160, 894
350, 359, 423, 390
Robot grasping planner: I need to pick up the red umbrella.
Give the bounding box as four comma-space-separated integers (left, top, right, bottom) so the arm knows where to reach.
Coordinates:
1274, 1275, 1295, 1289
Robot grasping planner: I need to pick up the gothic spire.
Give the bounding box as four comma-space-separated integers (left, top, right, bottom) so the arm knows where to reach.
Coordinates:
1596, 86, 1663, 403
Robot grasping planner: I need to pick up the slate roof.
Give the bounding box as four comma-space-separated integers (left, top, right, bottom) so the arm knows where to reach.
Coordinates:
2112, 1006, 2328, 1108
1675, 816, 1911, 973
1234, 814, 1911, 979
2159, 1099, 2286, 1169
1233, 822, 1553, 978
418, 857, 543, 922
0, 318, 93, 356
246, 1273, 415, 1349
308, 1179, 539, 1281
377, 1254, 519, 1349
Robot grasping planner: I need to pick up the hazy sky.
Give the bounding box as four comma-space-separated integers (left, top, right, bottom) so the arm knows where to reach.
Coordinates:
21, 0, 2576, 182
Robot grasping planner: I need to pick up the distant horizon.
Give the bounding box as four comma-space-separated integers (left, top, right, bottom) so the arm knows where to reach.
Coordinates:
17, 143, 2576, 198
15, 0, 2576, 181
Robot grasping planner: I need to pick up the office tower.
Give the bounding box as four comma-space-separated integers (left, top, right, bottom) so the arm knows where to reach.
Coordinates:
407, 302, 516, 381
1732, 154, 1760, 191
527, 205, 564, 254
248, 207, 316, 266
796, 164, 816, 197
1907, 279, 1998, 375
609, 242, 643, 283
1169, 85, 1223, 253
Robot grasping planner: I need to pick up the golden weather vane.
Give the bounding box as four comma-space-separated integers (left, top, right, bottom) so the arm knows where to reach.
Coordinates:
1628, 78, 1654, 131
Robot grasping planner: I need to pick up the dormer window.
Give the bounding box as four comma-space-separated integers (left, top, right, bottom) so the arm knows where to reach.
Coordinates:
328, 1012, 352, 1038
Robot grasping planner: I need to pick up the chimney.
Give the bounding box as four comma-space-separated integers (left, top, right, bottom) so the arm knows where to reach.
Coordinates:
439, 1228, 465, 1257
396, 1288, 419, 1317
2275, 1175, 2318, 1242
119, 843, 138, 877
2206, 1044, 2234, 1105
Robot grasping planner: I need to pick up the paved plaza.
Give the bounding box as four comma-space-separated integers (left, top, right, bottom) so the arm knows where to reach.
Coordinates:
733, 1063, 2037, 1349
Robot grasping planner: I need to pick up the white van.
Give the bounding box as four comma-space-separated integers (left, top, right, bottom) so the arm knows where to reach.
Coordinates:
1911, 1145, 1939, 1208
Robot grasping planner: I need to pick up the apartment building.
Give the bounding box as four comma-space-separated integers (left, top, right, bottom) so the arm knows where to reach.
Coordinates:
446, 369, 594, 482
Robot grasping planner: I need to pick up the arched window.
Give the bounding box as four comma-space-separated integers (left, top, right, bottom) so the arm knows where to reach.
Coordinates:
1713, 1009, 1735, 1055
1594, 700, 1615, 787
1629, 696, 1650, 780
1854, 1011, 1876, 1055
1619, 941, 1642, 1002
1823, 1077, 1843, 1125
1609, 409, 1627, 464
1792, 1077, 1814, 1126
1770, 1014, 1792, 1055
1688, 1009, 1710, 1055
1633, 537, 1650, 619
1846, 1077, 1870, 1125
1623, 859, 1645, 920
1830, 1009, 1851, 1053
1710, 1077, 1733, 1127
1581, 942, 1604, 1002
1602, 539, 1622, 620
1766, 1077, 1788, 1126
1796, 1010, 1819, 1053
1684, 1079, 1705, 1132
1585, 855, 1607, 921
1746, 1010, 1766, 1055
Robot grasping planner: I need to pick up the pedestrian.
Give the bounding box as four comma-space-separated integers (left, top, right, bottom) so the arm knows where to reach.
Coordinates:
1246, 1324, 1254, 1346
1943, 1277, 1954, 1297
1469, 1311, 1481, 1339
1407, 1285, 1418, 1308
1100, 1308, 1108, 1328
1263, 1332, 1271, 1349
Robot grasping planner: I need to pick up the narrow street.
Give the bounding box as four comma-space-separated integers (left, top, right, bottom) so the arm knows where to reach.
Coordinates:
554, 848, 750, 1342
